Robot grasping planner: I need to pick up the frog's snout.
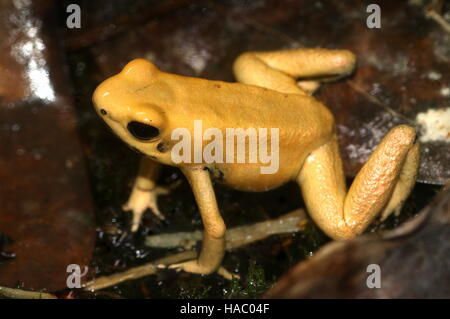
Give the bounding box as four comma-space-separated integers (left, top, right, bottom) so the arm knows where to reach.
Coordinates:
92, 97, 108, 118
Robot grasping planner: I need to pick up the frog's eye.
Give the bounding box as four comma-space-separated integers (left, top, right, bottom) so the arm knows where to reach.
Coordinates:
127, 121, 160, 141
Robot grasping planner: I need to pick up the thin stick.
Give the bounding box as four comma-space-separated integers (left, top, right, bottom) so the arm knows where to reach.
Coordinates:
426, 9, 450, 34
83, 251, 197, 291
0, 286, 57, 299
348, 81, 416, 126
145, 209, 307, 250
424, 0, 450, 34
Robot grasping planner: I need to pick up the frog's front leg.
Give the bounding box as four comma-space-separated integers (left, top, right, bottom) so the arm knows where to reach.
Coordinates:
123, 157, 173, 231
297, 125, 419, 240
169, 167, 226, 275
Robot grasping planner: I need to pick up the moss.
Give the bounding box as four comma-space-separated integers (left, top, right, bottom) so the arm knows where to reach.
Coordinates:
223, 262, 274, 299
178, 284, 212, 299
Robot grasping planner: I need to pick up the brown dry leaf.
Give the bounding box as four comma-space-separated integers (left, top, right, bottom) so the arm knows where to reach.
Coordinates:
0, 0, 95, 291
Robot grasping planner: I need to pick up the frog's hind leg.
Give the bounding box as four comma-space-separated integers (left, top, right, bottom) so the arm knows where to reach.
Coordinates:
296, 125, 419, 240
233, 48, 355, 95
123, 157, 178, 231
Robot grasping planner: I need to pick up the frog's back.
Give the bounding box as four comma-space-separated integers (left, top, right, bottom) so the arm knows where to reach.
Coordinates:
184, 77, 335, 146
168, 74, 334, 136
171, 76, 336, 188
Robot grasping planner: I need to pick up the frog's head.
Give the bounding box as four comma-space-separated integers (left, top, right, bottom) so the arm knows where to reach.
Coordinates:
92, 59, 172, 164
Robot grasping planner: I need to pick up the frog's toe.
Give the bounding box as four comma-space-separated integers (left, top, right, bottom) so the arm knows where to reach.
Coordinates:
217, 266, 240, 280
129, 210, 144, 232
380, 204, 403, 221
156, 263, 168, 269
123, 187, 169, 232
155, 180, 182, 195
168, 260, 209, 275
168, 260, 239, 279
146, 192, 166, 220
297, 80, 320, 94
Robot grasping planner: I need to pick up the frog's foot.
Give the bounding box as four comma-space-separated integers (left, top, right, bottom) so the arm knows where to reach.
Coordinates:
379, 142, 419, 222
168, 259, 213, 275
217, 266, 240, 280
167, 260, 239, 280
297, 80, 320, 94
123, 181, 181, 231
379, 202, 404, 222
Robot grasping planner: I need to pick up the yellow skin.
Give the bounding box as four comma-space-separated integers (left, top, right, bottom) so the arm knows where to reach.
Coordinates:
93, 48, 419, 277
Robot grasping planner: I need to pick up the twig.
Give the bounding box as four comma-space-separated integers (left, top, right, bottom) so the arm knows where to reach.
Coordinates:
83, 251, 197, 291
0, 286, 57, 299
84, 209, 307, 291
145, 209, 307, 250
426, 9, 450, 33
348, 81, 416, 126
424, 0, 450, 34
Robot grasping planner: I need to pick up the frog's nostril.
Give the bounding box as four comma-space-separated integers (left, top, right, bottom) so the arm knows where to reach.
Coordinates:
100, 109, 107, 115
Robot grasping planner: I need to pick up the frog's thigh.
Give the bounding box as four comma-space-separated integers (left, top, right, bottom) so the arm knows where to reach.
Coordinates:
297, 125, 418, 240
175, 167, 226, 274
233, 48, 355, 94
